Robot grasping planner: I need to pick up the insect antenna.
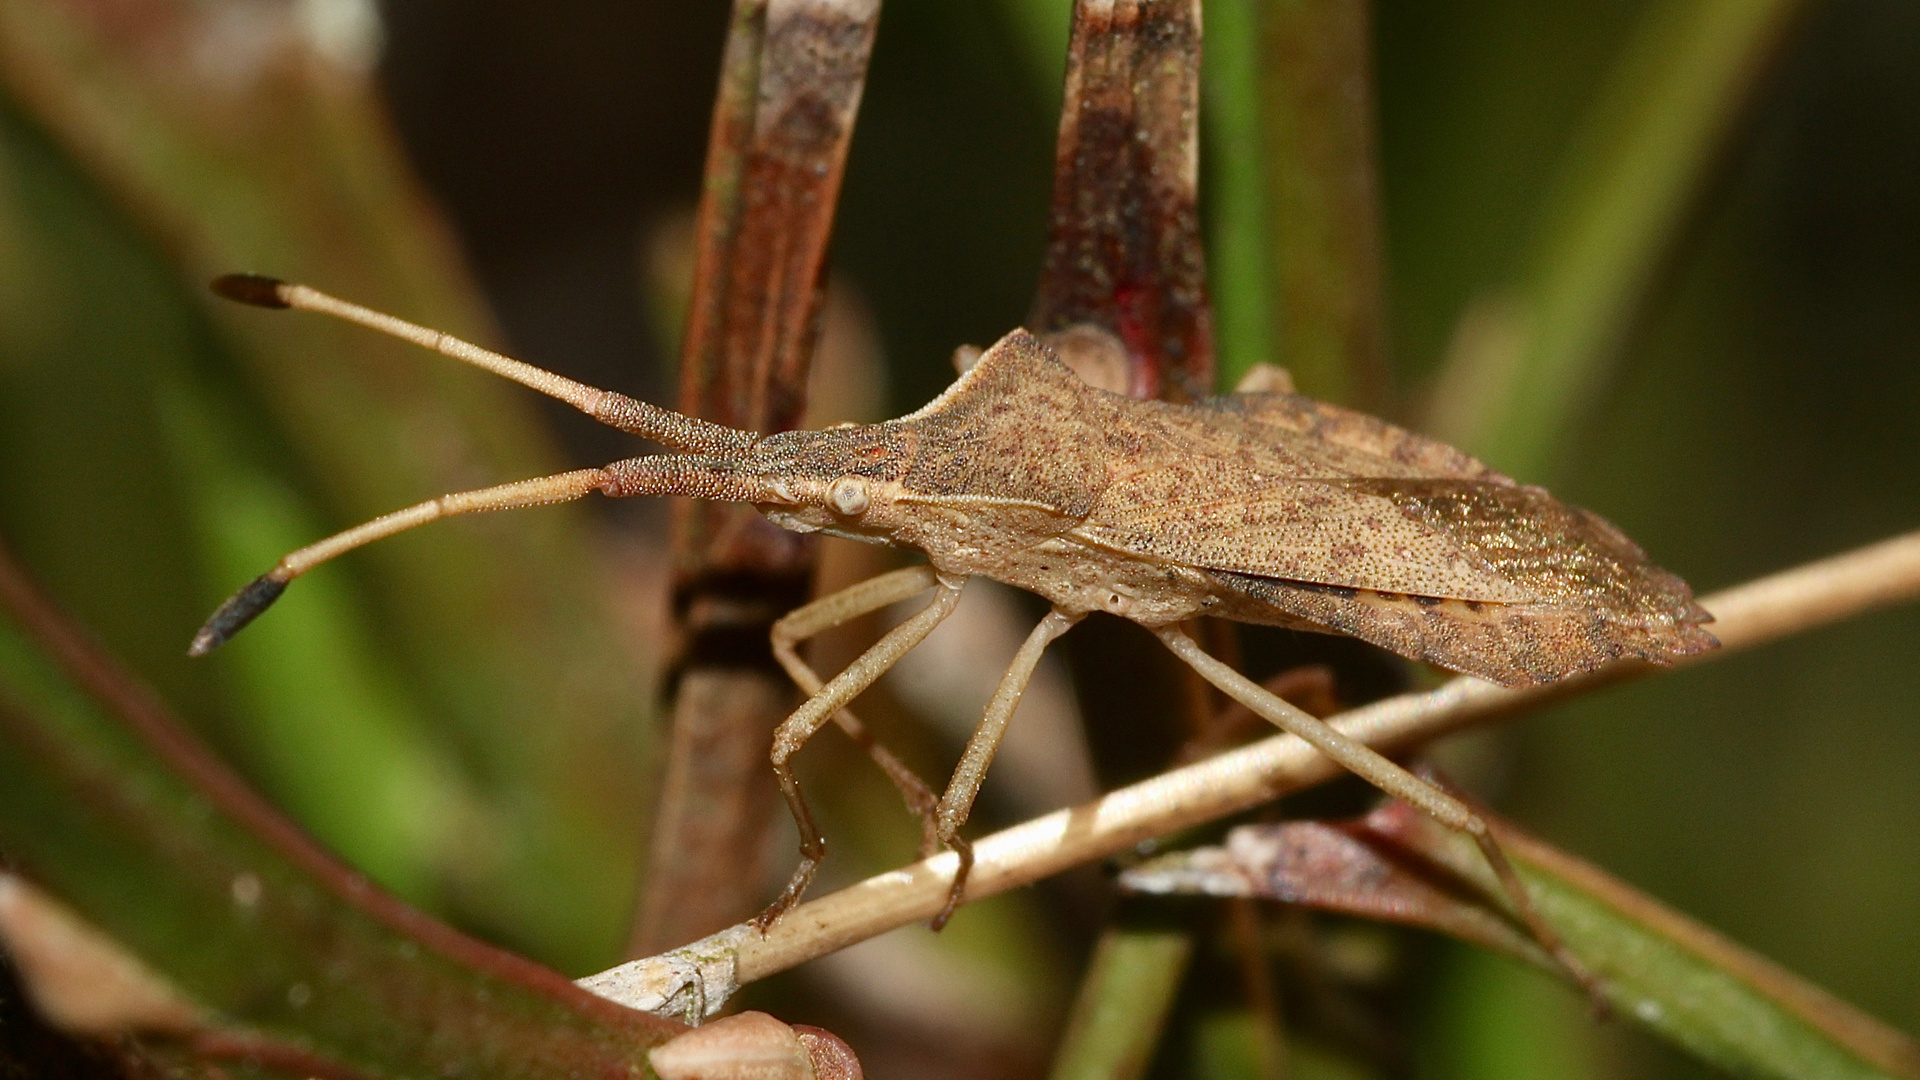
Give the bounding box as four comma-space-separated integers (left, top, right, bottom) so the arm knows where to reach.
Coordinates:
187, 450, 765, 657
192, 279, 780, 656
210, 274, 756, 455
188, 468, 614, 656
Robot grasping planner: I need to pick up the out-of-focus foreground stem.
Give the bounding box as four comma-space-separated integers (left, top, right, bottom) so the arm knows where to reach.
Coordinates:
0, 538, 680, 1077
1427, 0, 1813, 476
1253, 0, 1391, 408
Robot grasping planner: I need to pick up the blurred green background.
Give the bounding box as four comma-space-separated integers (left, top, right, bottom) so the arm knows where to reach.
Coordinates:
0, 0, 1915, 1077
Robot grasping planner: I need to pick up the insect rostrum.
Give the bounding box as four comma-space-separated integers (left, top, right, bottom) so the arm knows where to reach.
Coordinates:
192, 276, 1714, 984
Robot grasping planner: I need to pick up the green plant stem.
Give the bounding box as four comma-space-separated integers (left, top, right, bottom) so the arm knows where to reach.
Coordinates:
1258, 0, 1391, 407
1371, 805, 1920, 1079
1504, 826, 1920, 1079
1133, 805, 1920, 1079
1427, 0, 1811, 475
1047, 917, 1195, 1080
1202, 0, 1279, 390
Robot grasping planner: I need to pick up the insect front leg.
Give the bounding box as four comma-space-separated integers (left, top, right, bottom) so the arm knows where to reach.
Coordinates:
771, 565, 947, 856
1153, 626, 1605, 1001
759, 572, 968, 931
929, 608, 1084, 930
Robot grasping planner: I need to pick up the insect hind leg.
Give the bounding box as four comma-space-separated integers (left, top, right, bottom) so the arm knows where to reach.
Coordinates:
1153, 625, 1605, 1003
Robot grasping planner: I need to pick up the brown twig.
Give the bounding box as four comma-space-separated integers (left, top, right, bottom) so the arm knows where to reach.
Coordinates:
582, 529, 1920, 1017
635, 0, 881, 954
1029, 8, 1222, 1068
1031, 0, 1213, 402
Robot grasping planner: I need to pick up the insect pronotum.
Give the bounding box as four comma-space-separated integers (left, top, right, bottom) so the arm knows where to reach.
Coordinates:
192, 274, 1716, 991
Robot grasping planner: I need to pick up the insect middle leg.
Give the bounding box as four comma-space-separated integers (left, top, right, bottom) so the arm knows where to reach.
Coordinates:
1154, 625, 1603, 998
759, 571, 968, 930
770, 565, 950, 856
928, 607, 1084, 929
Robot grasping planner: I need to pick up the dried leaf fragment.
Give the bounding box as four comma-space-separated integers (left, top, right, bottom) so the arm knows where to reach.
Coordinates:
1118, 816, 1548, 966
0, 873, 204, 1037
648, 1009, 863, 1080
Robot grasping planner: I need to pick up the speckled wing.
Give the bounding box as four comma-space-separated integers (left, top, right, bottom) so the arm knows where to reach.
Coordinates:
1075, 468, 1537, 602
1077, 389, 1528, 599
1077, 392, 1717, 685
1338, 478, 1709, 625
1187, 391, 1510, 484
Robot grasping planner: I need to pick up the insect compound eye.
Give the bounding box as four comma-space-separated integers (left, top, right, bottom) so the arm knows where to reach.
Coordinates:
827, 476, 870, 517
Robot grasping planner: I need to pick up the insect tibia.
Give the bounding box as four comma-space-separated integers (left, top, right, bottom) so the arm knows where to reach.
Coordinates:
188, 573, 290, 655
210, 273, 291, 309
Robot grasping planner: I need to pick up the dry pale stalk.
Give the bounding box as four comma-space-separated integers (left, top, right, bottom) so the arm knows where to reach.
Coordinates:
579, 529, 1920, 1018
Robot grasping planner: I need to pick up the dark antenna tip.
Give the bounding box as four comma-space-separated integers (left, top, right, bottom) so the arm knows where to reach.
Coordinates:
188, 575, 289, 656
210, 273, 291, 309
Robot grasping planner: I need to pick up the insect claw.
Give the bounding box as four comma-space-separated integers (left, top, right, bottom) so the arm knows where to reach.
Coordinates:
752, 892, 795, 936
210, 273, 292, 309
754, 850, 822, 935
188, 574, 289, 656
929, 835, 974, 932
